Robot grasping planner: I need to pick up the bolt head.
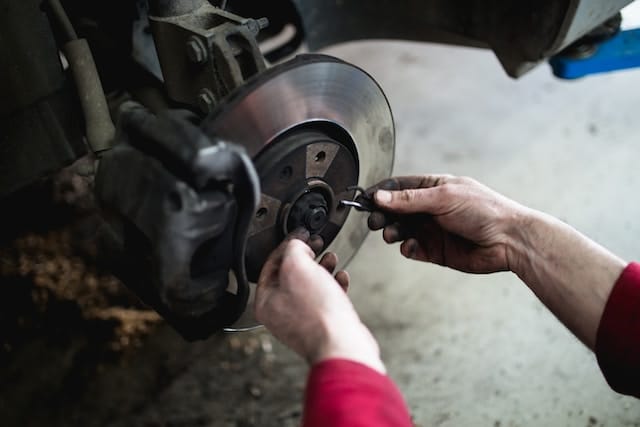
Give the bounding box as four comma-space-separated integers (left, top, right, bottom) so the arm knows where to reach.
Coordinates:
305, 206, 329, 231
186, 37, 208, 64
197, 89, 215, 113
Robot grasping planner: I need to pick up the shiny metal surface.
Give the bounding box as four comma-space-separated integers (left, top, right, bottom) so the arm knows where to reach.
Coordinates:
339, 200, 372, 212
202, 55, 395, 330
549, 0, 633, 55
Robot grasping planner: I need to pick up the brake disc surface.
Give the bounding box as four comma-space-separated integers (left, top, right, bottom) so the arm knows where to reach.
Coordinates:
201, 54, 395, 330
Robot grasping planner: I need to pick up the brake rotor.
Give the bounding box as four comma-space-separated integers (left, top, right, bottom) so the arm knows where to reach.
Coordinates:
202, 54, 394, 329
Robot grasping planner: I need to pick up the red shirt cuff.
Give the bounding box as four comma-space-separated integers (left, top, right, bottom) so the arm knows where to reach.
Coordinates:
302, 359, 413, 427
596, 262, 640, 397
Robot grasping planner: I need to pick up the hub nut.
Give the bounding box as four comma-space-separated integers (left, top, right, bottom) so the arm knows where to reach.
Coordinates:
287, 192, 330, 234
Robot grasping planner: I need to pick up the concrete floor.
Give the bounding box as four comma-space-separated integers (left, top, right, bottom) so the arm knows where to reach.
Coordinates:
320, 28, 640, 427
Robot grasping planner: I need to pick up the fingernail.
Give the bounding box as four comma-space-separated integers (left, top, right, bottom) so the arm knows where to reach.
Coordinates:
375, 190, 392, 204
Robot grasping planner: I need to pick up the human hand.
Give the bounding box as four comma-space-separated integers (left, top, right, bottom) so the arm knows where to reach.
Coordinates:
364, 175, 530, 274
255, 230, 385, 372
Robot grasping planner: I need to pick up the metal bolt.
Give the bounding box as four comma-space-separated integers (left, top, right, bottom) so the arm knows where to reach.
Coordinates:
186, 36, 208, 64
197, 89, 216, 113
245, 17, 269, 35
305, 206, 329, 232
565, 43, 597, 60
257, 17, 269, 30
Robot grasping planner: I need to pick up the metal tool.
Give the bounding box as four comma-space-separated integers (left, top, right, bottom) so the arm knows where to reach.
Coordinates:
340, 200, 371, 211
340, 186, 377, 212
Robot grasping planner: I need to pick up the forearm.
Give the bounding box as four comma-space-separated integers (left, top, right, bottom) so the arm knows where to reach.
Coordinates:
507, 208, 627, 349
311, 318, 387, 374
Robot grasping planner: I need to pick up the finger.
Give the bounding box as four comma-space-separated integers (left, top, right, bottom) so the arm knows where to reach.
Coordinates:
400, 238, 430, 262
279, 240, 327, 286
374, 183, 459, 215
319, 252, 338, 274
287, 227, 311, 244
367, 211, 389, 230
398, 175, 458, 190
364, 175, 457, 198
283, 238, 316, 261
383, 224, 405, 244
335, 270, 350, 293
258, 228, 312, 288
309, 234, 325, 256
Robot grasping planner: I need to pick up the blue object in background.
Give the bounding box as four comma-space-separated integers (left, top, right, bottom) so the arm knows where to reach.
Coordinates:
550, 29, 640, 79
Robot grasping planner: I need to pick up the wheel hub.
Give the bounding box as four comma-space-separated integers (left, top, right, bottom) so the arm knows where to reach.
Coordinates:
245, 127, 358, 281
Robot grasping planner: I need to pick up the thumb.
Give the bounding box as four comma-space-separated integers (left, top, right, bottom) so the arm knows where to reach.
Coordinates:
374, 187, 448, 215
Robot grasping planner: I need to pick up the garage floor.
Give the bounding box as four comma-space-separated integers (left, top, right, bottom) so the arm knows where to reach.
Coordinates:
325, 38, 640, 426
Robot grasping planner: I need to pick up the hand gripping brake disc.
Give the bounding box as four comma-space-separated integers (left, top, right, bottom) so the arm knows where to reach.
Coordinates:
202, 54, 395, 331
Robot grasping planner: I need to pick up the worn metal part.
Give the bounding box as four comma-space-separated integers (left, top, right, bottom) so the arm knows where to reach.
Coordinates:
149, 0, 206, 18
289, 0, 634, 77
202, 54, 395, 329
222, 0, 306, 63
45, 0, 115, 155
47, 0, 78, 41
63, 39, 116, 154
149, 1, 268, 111
96, 104, 260, 340
245, 129, 358, 282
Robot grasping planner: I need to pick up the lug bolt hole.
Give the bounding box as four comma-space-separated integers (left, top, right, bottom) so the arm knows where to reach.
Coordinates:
315, 151, 326, 162
256, 208, 268, 219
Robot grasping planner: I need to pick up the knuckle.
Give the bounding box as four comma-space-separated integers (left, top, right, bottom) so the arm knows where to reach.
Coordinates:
399, 189, 416, 203
458, 175, 476, 185
419, 175, 435, 188
379, 178, 398, 191
432, 175, 452, 187
437, 183, 457, 198
286, 239, 307, 255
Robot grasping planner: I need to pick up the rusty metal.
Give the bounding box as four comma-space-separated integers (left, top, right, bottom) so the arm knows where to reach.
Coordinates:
245, 129, 358, 282
202, 54, 394, 330
149, 2, 268, 111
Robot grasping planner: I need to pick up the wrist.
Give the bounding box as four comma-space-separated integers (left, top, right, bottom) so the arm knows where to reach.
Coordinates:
309, 318, 386, 374
503, 206, 543, 278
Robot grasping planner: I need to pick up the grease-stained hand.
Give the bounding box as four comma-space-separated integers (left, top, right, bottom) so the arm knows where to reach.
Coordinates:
255, 229, 385, 372
364, 175, 530, 274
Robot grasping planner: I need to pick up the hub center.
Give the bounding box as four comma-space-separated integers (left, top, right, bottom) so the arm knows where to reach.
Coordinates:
244, 124, 359, 282
287, 191, 330, 234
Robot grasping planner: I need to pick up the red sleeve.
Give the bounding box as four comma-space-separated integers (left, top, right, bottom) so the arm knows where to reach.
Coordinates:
596, 262, 640, 398
302, 359, 413, 427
